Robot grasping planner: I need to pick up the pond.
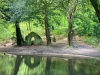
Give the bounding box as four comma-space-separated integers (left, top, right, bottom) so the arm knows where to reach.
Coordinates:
0, 53, 100, 75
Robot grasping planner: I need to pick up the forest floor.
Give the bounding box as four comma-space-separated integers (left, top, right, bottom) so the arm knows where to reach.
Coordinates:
0, 36, 100, 59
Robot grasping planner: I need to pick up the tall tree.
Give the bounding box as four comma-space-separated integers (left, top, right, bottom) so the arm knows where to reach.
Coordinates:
0, 0, 27, 45
8, 0, 30, 45
30, 0, 60, 46
43, 0, 52, 46
67, 0, 78, 46
57, 0, 78, 46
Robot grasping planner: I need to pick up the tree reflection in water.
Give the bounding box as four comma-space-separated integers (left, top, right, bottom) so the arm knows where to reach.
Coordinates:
13, 55, 42, 75
0, 54, 100, 75
68, 58, 76, 75
45, 57, 51, 75
14, 55, 23, 75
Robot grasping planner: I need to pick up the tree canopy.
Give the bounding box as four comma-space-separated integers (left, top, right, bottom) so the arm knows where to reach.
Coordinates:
0, 0, 100, 47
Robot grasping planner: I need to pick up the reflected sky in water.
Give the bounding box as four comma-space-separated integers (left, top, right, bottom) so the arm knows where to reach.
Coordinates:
0, 53, 100, 75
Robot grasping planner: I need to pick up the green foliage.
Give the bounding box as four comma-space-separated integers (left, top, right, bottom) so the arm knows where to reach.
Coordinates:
0, 0, 10, 20
94, 23, 100, 39
81, 36, 100, 47
85, 36, 97, 46
52, 27, 67, 36
74, 0, 97, 36
9, 0, 29, 22
0, 18, 15, 43
0, 24, 11, 43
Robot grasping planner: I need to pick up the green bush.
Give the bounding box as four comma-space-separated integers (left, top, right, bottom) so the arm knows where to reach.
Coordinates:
84, 36, 99, 47
94, 23, 100, 39
52, 27, 67, 36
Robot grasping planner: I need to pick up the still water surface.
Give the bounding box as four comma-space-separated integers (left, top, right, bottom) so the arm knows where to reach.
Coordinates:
0, 53, 100, 75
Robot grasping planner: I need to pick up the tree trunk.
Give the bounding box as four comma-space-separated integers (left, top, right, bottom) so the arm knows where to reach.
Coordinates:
67, 0, 78, 46
68, 17, 73, 46
44, 10, 51, 46
15, 21, 25, 46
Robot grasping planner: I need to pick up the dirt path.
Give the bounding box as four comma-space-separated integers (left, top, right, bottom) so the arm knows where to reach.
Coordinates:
0, 37, 100, 59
